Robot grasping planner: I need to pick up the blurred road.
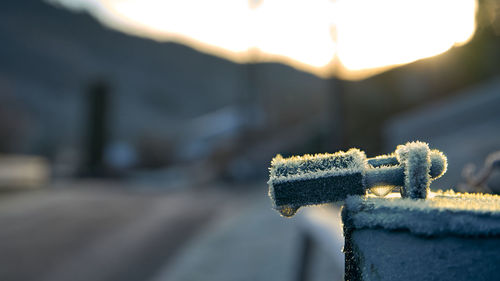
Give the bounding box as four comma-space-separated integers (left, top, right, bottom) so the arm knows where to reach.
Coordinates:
0, 182, 341, 281
0, 182, 253, 281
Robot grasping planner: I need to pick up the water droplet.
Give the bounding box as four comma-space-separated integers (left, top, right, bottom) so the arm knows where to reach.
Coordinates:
370, 186, 393, 197
278, 206, 298, 217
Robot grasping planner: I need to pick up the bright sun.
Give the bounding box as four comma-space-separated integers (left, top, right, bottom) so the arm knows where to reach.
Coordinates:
54, 0, 477, 80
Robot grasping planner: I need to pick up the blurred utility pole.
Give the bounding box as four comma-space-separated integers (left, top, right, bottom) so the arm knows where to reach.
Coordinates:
241, 51, 261, 131
81, 80, 110, 177
245, 62, 258, 113
328, 77, 347, 151
327, 24, 347, 151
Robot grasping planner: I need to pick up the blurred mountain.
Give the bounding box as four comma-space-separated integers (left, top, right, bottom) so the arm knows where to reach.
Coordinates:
0, 0, 330, 167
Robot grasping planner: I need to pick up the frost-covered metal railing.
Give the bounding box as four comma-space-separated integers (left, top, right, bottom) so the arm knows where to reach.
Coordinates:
268, 141, 447, 217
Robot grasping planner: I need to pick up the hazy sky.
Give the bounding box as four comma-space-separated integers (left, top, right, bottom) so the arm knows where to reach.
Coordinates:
49, 0, 477, 80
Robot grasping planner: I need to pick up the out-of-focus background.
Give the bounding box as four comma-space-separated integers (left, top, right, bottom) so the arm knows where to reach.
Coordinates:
0, 0, 499, 280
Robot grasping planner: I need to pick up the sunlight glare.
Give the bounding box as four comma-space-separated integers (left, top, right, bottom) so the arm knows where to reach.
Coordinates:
56, 0, 478, 79
334, 0, 477, 72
